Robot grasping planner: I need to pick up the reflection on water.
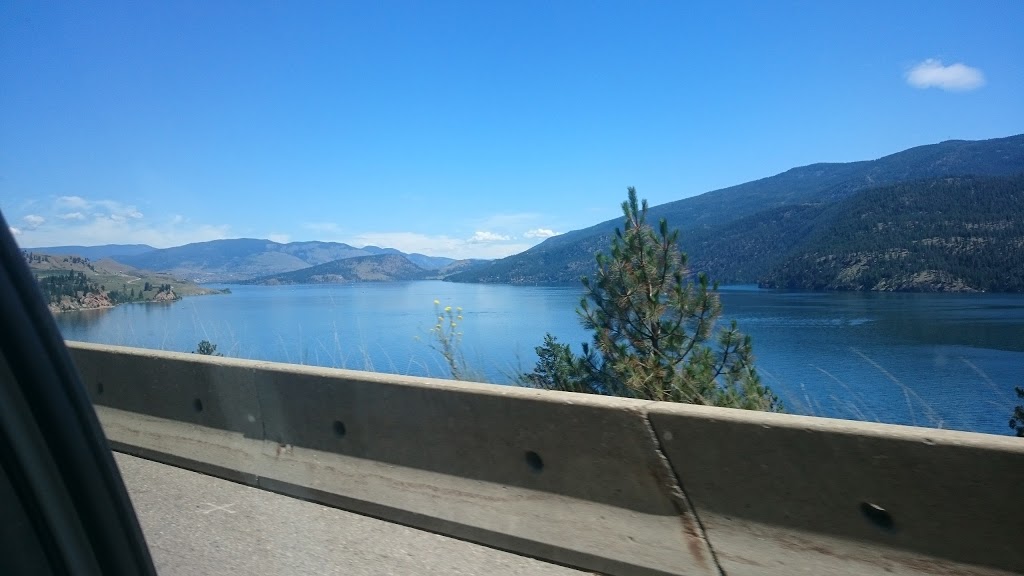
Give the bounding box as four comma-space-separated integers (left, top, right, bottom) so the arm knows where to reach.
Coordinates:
54, 282, 1024, 436
57, 307, 111, 330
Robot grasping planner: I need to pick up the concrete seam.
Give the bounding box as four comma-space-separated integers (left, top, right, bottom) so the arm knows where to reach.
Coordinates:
250, 367, 267, 490
640, 407, 725, 576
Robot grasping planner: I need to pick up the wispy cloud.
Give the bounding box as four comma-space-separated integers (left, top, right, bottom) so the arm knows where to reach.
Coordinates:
356, 231, 523, 259
9, 227, 22, 236
906, 59, 985, 92
524, 228, 558, 239
268, 233, 291, 243
320, 230, 531, 259
469, 230, 511, 243
23, 214, 45, 229
55, 196, 89, 210
7, 196, 229, 248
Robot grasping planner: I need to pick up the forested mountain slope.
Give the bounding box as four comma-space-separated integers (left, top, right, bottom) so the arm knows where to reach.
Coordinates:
244, 254, 430, 284
449, 134, 1024, 285
759, 175, 1024, 292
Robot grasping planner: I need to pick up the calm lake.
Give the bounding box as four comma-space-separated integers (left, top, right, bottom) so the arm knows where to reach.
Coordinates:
54, 281, 1024, 436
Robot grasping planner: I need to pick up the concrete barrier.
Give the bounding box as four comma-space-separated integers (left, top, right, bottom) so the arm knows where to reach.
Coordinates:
67, 341, 1023, 576
647, 403, 1024, 576
69, 342, 716, 576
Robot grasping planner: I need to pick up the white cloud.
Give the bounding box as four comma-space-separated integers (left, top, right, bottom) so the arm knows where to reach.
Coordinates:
268, 233, 291, 243
9, 226, 22, 236
340, 231, 531, 260
300, 215, 557, 259
468, 230, 511, 243
54, 196, 143, 220
16, 217, 230, 248
9, 195, 229, 248
524, 228, 558, 239
906, 59, 985, 91
56, 196, 89, 209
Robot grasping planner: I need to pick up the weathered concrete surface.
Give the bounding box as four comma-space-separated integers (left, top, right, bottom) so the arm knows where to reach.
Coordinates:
70, 343, 262, 438
74, 342, 716, 576
648, 402, 1024, 576
70, 341, 1024, 576
114, 452, 588, 576
98, 406, 705, 576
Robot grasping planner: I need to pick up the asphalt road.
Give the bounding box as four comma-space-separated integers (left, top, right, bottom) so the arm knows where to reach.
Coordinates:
113, 452, 587, 576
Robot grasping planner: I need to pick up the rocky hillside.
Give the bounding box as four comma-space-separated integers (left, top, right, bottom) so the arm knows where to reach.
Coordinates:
25, 252, 221, 312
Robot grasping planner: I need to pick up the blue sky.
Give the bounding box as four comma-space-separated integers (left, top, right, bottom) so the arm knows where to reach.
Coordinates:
2, 1, 1022, 258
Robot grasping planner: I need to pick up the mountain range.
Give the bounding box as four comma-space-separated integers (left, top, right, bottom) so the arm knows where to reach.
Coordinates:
26, 134, 1024, 292
243, 253, 433, 285
27, 244, 157, 260
26, 239, 463, 283
448, 134, 1024, 290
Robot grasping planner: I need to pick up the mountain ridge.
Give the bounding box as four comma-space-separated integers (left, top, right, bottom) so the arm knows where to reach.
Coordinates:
110, 239, 458, 282
243, 253, 430, 285
447, 134, 1024, 286
26, 244, 156, 260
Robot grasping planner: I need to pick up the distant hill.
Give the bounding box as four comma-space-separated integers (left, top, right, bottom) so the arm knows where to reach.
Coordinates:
358, 245, 454, 270
430, 258, 492, 278
449, 134, 1024, 285
111, 239, 458, 282
758, 175, 1024, 292
245, 254, 430, 284
26, 244, 155, 260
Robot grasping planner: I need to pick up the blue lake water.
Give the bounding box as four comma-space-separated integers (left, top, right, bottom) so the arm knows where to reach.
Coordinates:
54, 281, 1024, 436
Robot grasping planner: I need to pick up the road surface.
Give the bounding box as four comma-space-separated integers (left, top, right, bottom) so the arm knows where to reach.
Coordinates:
114, 452, 587, 576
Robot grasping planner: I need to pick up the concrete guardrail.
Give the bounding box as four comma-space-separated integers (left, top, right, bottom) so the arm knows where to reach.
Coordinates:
67, 341, 1024, 576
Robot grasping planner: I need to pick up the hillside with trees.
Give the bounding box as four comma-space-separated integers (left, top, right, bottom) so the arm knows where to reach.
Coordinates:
112, 238, 457, 282
448, 134, 1024, 286
244, 253, 431, 284
758, 175, 1024, 292
24, 252, 221, 313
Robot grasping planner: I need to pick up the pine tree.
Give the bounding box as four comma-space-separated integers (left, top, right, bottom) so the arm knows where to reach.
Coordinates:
522, 188, 782, 411
1010, 387, 1024, 437
194, 340, 223, 356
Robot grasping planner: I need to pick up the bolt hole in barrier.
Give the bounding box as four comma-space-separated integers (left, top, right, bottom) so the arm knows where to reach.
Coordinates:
193, 398, 204, 413
333, 420, 347, 438
860, 502, 894, 530
525, 451, 544, 472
